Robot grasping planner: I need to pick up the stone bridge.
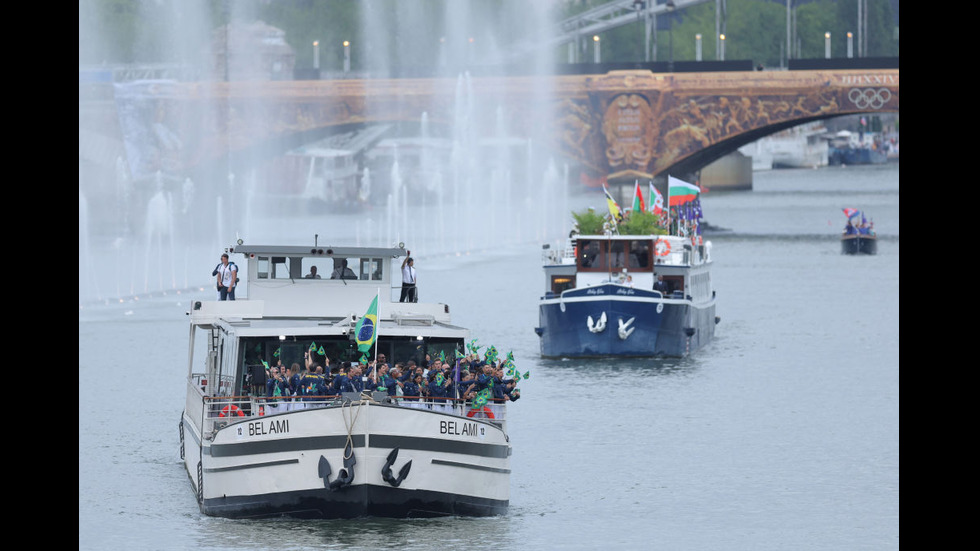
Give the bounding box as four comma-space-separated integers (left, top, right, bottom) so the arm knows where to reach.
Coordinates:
90, 67, 898, 187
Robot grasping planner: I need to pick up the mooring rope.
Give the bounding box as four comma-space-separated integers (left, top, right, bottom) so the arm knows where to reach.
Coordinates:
341, 398, 367, 460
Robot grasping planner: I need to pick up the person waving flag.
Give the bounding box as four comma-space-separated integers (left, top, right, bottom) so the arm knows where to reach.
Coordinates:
354, 293, 379, 362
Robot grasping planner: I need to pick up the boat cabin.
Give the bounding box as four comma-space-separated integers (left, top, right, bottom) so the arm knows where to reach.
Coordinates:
186, 243, 469, 416
542, 234, 713, 301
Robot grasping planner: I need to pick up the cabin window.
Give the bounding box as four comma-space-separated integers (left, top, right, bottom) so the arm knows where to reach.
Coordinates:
257, 257, 270, 279
300, 258, 324, 279
628, 240, 652, 270
577, 240, 607, 272
551, 275, 575, 295
329, 257, 358, 280
609, 241, 626, 269
359, 258, 383, 281
270, 256, 293, 280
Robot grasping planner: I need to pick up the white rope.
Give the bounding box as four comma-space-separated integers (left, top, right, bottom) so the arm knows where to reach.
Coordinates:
340, 398, 367, 460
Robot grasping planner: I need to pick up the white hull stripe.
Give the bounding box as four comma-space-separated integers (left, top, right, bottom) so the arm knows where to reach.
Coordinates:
208, 434, 509, 459
431, 458, 511, 474
205, 458, 299, 474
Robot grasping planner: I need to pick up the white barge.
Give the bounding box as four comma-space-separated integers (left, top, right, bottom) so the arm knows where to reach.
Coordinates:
179, 240, 510, 518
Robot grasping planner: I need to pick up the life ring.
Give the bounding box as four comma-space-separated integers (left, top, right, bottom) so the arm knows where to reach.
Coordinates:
654, 239, 671, 257
466, 406, 495, 419
220, 404, 245, 417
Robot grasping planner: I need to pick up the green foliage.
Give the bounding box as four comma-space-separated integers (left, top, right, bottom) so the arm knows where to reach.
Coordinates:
571, 208, 665, 235
571, 209, 606, 235
618, 210, 667, 236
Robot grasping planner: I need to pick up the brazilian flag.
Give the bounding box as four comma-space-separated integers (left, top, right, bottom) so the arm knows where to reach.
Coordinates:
354, 295, 379, 360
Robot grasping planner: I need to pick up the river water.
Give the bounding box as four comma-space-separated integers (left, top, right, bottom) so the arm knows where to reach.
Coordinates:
79, 162, 899, 550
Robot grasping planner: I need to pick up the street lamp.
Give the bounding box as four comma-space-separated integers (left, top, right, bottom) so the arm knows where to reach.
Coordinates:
343, 40, 350, 72
847, 32, 853, 58
666, 0, 675, 71
593, 35, 601, 63
824, 32, 831, 58
695, 33, 702, 61
313, 40, 319, 69
719, 34, 725, 60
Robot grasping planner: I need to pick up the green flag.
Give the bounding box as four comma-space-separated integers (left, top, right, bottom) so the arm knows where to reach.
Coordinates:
354, 295, 379, 360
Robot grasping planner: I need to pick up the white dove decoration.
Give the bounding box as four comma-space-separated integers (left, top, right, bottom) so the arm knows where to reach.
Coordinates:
618, 316, 636, 340
587, 312, 607, 333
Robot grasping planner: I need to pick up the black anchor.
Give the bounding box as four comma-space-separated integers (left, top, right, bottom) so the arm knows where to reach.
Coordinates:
381, 447, 412, 487
318, 440, 356, 491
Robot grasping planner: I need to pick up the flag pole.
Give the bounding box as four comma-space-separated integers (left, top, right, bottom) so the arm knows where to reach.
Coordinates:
372, 287, 380, 381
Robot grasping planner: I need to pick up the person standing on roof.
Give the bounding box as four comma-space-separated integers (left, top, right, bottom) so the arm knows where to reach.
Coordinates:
213, 253, 237, 300
400, 251, 417, 303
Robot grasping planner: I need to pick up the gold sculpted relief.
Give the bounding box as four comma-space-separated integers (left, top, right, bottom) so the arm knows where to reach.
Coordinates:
601, 93, 654, 172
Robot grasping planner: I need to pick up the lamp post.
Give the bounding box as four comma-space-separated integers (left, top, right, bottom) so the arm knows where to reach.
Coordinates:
719, 34, 725, 60
593, 35, 600, 63
313, 40, 319, 69
343, 40, 350, 72
847, 32, 853, 58
666, 0, 675, 71
824, 32, 831, 58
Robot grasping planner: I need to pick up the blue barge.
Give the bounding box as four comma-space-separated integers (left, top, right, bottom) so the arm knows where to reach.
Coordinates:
535, 234, 719, 358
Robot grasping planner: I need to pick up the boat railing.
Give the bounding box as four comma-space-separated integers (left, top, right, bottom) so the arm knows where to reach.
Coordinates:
201, 394, 508, 433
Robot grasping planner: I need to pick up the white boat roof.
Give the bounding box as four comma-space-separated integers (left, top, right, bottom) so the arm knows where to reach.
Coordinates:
189, 242, 465, 338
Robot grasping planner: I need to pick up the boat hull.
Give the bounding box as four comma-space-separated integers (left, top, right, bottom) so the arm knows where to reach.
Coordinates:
841, 234, 877, 255
536, 286, 716, 358
181, 401, 510, 519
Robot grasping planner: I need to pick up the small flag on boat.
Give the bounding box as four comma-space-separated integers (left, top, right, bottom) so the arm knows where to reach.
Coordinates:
354, 295, 379, 360
273, 347, 280, 358
467, 339, 482, 355
668, 176, 700, 206
439, 350, 446, 363
309, 341, 317, 352
649, 183, 664, 215
843, 208, 861, 221
317, 345, 326, 356
632, 180, 646, 213
603, 184, 621, 220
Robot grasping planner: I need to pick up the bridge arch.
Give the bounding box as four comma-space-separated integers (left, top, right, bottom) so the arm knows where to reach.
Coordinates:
99, 68, 898, 192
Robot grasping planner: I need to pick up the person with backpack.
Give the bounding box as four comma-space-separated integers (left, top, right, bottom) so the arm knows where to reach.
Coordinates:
212, 253, 238, 300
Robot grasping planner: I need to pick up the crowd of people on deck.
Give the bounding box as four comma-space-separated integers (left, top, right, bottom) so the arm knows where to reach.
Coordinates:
843, 218, 875, 236
257, 350, 521, 419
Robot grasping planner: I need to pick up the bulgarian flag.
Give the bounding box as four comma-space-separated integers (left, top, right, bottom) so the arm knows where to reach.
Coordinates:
668, 176, 700, 206
603, 184, 621, 220
649, 182, 664, 215
631, 180, 646, 213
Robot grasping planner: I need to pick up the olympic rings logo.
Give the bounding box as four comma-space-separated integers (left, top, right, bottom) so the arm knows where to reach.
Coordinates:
848, 87, 891, 110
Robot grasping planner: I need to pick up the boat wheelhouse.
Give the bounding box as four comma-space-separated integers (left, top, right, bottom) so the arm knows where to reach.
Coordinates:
535, 233, 718, 357
180, 241, 510, 519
